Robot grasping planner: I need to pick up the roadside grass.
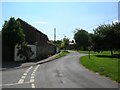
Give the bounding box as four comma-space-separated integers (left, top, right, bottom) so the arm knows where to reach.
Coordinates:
79, 51, 120, 83
54, 50, 69, 59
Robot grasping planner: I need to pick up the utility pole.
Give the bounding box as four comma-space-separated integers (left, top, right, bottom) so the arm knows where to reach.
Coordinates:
54, 28, 56, 41
54, 28, 57, 53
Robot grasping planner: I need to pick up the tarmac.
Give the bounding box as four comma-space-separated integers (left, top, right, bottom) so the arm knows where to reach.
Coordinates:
0, 53, 60, 71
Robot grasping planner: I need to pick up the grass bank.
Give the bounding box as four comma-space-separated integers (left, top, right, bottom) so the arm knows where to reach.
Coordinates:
79, 51, 120, 83
54, 50, 69, 59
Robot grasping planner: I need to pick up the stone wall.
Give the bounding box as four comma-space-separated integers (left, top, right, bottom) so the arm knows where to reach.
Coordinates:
36, 43, 56, 57
14, 43, 58, 61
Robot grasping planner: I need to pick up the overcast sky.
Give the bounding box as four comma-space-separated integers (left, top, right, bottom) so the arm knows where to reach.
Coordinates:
1, 2, 118, 40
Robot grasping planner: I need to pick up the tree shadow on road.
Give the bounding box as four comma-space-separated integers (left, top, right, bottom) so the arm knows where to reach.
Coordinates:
2, 61, 22, 69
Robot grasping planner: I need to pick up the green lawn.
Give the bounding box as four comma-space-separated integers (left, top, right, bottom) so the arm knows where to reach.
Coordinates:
54, 50, 69, 59
78, 50, 98, 54
79, 51, 120, 83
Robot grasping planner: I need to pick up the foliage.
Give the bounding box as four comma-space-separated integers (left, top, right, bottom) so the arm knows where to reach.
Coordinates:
73, 22, 120, 56
51, 40, 62, 48
2, 17, 25, 46
61, 36, 69, 50
92, 22, 120, 56
74, 29, 90, 50
17, 43, 34, 61
2, 17, 25, 61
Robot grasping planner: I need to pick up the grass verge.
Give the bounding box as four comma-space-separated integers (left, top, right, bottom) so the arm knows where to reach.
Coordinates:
54, 50, 69, 59
79, 51, 119, 83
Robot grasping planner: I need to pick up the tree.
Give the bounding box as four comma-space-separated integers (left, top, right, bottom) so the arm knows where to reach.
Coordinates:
2, 17, 25, 61
51, 40, 62, 48
61, 36, 69, 50
112, 22, 120, 51
74, 29, 89, 50
2, 17, 25, 46
93, 22, 120, 56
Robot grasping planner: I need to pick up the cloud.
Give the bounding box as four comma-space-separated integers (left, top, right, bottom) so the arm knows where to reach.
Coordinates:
34, 21, 48, 25
112, 19, 119, 23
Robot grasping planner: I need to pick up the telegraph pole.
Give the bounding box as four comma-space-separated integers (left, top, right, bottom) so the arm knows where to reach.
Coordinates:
54, 28, 56, 41
54, 28, 57, 53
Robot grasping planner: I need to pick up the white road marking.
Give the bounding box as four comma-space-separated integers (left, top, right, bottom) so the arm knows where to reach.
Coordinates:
1, 81, 32, 87
30, 79, 35, 83
25, 66, 33, 73
29, 65, 40, 88
31, 76, 35, 78
31, 76, 35, 79
21, 76, 26, 79
18, 79, 24, 84
32, 71, 35, 74
31, 73, 35, 76
3, 65, 40, 87
31, 84, 35, 88
23, 73, 27, 76
33, 69, 37, 72
18, 66, 33, 84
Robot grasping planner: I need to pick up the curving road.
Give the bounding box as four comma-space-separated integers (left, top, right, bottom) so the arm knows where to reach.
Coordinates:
2, 51, 118, 88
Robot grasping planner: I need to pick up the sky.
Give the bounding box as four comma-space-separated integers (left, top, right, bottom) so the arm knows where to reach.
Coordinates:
1, 2, 118, 40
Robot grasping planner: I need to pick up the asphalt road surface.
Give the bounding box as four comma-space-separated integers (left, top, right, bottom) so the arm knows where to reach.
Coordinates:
1, 51, 118, 88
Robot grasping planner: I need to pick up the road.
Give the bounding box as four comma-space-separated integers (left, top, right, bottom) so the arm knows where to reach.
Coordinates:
1, 51, 118, 88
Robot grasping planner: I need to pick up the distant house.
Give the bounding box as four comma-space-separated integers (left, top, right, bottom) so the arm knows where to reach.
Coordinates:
67, 41, 75, 50
3, 18, 56, 62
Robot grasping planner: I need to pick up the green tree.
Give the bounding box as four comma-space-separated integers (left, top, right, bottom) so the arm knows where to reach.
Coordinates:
2, 17, 25, 61
74, 29, 89, 50
51, 40, 62, 48
61, 36, 69, 50
93, 22, 120, 56
2, 17, 25, 46
112, 22, 120, 51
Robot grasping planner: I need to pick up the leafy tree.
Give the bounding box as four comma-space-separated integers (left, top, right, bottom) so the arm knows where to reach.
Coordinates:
51, 40, 62, 48
2, 17, 25, 46
112, 22, 120, 51
93, 22, 120, 56
2, 17, 25, 61
92, 24, 110, 52
74, 29, 89, 50
61, 36, 69, 50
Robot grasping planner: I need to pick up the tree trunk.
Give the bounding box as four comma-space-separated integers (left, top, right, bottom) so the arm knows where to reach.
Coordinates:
110, 49, 113, 57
